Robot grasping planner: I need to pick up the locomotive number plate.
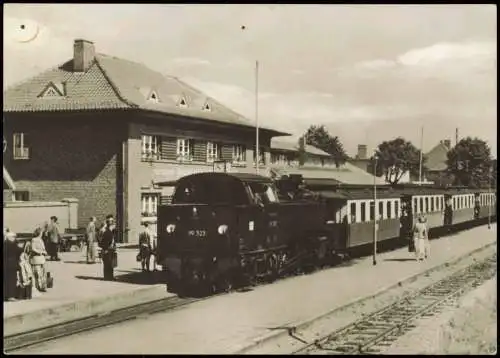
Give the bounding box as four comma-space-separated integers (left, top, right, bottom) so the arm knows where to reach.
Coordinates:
188, 230, 207, 238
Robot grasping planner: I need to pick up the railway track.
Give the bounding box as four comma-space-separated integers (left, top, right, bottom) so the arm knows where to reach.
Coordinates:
293, 254, 497, 355
4, 293, 219, 353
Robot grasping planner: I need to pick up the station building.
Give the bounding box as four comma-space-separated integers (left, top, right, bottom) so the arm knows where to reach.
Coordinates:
3, 39, 288, 243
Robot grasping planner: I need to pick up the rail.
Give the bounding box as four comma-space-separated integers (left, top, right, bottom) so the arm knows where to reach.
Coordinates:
293, 254, 497, 355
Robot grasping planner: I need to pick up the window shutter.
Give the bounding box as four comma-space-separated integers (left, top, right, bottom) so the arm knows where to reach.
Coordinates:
221, 144, 233, 161
161, 137, 177, 160
193, 140, 207, 162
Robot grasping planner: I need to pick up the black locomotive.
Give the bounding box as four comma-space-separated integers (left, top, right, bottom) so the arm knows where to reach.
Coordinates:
157, 172, 496, 295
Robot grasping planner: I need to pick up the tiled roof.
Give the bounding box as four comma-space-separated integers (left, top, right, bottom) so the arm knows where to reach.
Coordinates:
271, 137, 330, 157
4, 48, 286, 135
270, 162, 386, 185
425, 142, 449, 172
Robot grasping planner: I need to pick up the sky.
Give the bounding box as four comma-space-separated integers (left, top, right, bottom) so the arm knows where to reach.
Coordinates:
3, 4, 497, 157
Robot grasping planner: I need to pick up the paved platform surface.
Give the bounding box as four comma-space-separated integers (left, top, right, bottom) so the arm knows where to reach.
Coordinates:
4, 248, 170, 335
18, 224, 496, 354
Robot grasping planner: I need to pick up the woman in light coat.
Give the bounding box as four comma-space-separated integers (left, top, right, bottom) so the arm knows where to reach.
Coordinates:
30, 226, 48, 292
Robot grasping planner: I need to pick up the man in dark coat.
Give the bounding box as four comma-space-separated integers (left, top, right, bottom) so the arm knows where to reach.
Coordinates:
99, 215, 118, 281
47, 216, 61, 261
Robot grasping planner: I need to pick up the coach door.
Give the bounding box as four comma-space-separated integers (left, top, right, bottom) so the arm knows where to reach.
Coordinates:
400, 195, 413, 239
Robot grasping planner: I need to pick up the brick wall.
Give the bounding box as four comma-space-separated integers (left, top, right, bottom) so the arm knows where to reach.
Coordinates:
3, 112, 125, 231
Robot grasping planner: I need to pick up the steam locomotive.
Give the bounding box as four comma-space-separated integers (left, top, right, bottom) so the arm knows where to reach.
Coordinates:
157, 172, 496, 295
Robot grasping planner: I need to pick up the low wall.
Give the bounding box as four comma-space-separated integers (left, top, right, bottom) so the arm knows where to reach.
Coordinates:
3, 198, 78, 234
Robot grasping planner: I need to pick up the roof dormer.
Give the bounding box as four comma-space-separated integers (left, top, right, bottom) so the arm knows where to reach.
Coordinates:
147, 90, 159, 103
38, 81, 66, 98
178, 95, 188, 108
202, 101, 211, 112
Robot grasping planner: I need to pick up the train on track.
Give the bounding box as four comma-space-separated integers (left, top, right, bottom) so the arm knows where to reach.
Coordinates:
156, 172, 496, 295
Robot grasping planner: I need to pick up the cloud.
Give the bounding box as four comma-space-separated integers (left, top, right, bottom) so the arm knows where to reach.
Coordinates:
169, 57, 211, 67
397, 41, 496, 67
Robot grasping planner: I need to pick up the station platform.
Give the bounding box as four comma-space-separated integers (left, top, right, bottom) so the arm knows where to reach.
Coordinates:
4, 248, 171, 336
17, 224, 497, 354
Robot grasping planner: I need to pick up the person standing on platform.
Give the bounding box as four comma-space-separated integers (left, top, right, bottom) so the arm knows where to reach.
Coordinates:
29, 226, 48, 292
99, 215, 117, 281
47, 216, 61, 261
86, 217, 98, 264
138, 222, 153, 272
413, 214, 428, 261
3, 231, 21, 301
422, 215, 430, 259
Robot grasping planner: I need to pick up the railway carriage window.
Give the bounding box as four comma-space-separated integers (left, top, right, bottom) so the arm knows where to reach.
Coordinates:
431, 197, 435, 212
413, 198, 417, 213
379, 202, 384, 220
420, 198, 424, 213
387, 201, 392, 219
453, 197, 456, 210
369, 201, 375, 221
360, 202, 366, 222
424, 197, 428, 213
350, 202, 357, 223
395, 201, 399, 218
441, 197, 444, 209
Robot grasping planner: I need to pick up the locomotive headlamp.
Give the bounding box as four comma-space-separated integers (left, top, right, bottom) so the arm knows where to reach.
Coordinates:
166, 224, 176, 234
217, 224, 228, 235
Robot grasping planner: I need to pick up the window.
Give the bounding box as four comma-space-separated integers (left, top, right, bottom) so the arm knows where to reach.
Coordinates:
379, 201, 384, 220
177, 138, 194, 161
13, 190, 30, 202
387, 201, 392, 219
231, 144, 246, 164
360, 202, 366, 222
395, 201, 399, 218
350, 202, 357, 223
141, 193, 159, 217
206, 141, 221, 163
441, 197, 444, 209
431, 197, 435, 212
424, 197, 428, 213
413, 198, 418, 213
420, 198, 424, 213
141, 135, 161, 160
369, 201, 375, 221
271, 153, 288, 165
13, 133, 30, 160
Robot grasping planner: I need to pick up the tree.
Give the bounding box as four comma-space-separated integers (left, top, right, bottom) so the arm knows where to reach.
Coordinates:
446, 137, 492, 188
305, 125, 348, 166
372, 137, 426, 185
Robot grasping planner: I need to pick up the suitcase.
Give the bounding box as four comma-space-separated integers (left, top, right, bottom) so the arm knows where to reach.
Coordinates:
47, 272, 54, 289
17, 284, 33, 300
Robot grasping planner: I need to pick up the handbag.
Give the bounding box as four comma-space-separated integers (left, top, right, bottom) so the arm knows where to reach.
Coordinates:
46, 272, 54, 289
136, 253, 142, 262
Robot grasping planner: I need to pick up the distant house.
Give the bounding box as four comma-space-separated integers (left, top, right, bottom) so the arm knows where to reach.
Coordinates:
349, 143, 432, 185
269, 138, 386, 185
425, 139, 453, 186
3, 39, 288, 243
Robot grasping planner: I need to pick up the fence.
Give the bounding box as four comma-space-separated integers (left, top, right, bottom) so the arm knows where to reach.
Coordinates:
3, 198, 78, 235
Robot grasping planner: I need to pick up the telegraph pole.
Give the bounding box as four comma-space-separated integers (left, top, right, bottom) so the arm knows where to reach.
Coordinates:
488, 164, 492, 229
255, 60, 260, 175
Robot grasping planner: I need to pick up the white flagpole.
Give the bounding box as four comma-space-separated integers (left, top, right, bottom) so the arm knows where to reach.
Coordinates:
419, 126, 424, 185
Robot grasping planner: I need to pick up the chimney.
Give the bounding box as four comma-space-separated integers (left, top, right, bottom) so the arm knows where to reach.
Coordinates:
356, 144, 367, 160
73, 39, 96, 72
443, 139, 451, 150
